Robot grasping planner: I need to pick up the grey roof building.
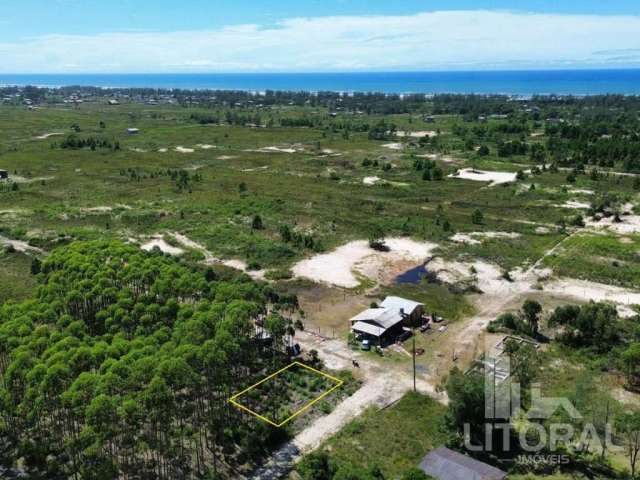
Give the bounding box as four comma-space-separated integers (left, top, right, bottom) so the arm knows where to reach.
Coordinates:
350, 296, 423, 340
419, 447, 507, 480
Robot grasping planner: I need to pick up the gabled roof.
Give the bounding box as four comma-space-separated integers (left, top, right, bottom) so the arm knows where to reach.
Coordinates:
350, 308, 386, 323
349, 308, 402, 329
419, 447, 507, 480
380, 296, 423, 315
351, 321, 385, 337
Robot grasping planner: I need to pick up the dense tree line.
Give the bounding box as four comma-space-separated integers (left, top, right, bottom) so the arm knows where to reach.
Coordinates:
0, 241, 297, 479
58, 135, 120, 151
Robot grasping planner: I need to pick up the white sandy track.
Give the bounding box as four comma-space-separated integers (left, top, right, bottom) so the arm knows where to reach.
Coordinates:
171, 232, 266, 280
246, 146, 300, 154
381, 142, 403, 150
175, 146, 195, 153
249, 331, 443, 479
0, 235, 43, 254
34, 132, 63, 140
292, 238, 437, 288
448, 168, 517, 186
450, 231, 521, 245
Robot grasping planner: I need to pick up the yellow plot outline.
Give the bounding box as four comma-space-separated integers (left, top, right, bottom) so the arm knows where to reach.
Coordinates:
228, 361, 344, 427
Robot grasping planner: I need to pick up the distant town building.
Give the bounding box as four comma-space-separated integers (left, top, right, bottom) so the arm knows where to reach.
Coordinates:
127, 128, 140, 135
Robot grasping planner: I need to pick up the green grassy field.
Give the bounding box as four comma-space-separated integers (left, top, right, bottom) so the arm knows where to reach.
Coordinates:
1, 101, 639, 335
544, 233, 640, 288
312, 392, 448, 478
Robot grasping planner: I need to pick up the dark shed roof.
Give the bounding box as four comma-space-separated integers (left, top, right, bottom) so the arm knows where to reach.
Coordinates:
419, 447, 507, 480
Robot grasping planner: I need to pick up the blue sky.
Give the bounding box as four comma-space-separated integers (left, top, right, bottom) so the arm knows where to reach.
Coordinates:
1, 1, 640, 72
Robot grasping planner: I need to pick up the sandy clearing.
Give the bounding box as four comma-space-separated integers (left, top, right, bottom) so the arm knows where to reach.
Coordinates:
0, 235, 43, 254
292, 238, 437, 288
568, 188, 595, 195
242, 166, 269, 172
34, 132, 64, 140
8, 175, 55, 184
427, 257, 538, 297
536, 226, 551, 234
542, 278, 640, 317
158, 148, 168, 153
247, 146, 299, 154
175, 146, 195, 153
585, 214, 640, 235
451, 231, 521, 245
396, 130, 438, 138
381, 142, 403, 150
562, 200, 591, 209
197, 144, 216, 149
80, 206, 113, 213
362, 176, 381, 185
449, 168, 517, 185
217, 155, 237, 160
130, 148, 148, 153
141, 236, 184, 255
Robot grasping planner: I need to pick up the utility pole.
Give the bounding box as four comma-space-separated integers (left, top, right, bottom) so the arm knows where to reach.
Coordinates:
401, 308, 416, 392
412, 327, 416, 392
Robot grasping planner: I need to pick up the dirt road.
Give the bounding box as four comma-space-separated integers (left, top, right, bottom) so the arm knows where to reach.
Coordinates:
250, 331, 444, 479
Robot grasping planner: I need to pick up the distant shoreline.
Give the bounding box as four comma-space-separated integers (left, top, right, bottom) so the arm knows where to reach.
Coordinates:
2, 69, 640, 95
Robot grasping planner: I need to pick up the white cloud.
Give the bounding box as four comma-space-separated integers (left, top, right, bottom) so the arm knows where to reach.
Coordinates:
2, 10, 640, 72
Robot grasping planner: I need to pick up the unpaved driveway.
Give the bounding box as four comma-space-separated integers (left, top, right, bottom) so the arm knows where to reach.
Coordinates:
250, 332, 443, 479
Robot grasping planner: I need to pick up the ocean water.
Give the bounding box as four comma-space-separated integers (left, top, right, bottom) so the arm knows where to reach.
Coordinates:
1, 70, 640, 95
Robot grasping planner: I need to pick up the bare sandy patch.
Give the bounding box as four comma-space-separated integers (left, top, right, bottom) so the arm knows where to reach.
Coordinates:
0, 235, 43, 254
396, 131, 438, 138
535, 226, 551, 234
141, 236, 184, 255
175, 146, 195, 153
9, 175, 55, 184
242, 166, 269, 172
585, 213, 640, 235
449, 168, 517, 186
292, 238, 437, 288
562, 200, 591, 209
542, 278, 640, 317
568, 188, 595, 195
451, 231, 521, 245
130, 148, 148, 153
197, 144, 216, 150
158, 148, 168, 153
363, 176, 381, 185
80, 206, 113, 214
247, 146, 299, 154
381, 143, 403, 150
217, 155, 237, 160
